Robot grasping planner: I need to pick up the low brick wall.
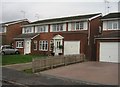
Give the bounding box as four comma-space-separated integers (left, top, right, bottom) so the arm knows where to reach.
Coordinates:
32, 54, 85, 73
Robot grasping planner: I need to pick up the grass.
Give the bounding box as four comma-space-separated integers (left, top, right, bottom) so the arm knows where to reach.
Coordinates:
1, 54, 47, 65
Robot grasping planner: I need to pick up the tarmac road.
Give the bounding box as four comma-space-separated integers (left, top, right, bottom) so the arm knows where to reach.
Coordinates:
2, 67, 88, 86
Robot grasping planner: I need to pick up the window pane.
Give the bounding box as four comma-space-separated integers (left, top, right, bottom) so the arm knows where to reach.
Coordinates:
53, 25, 56, 31
80, 22, 84, 29
60, 24, 63, 31
107, 22, 112, 29
113, 22, 117, 29
76, 22, 79, 30
119, 20, 120, 29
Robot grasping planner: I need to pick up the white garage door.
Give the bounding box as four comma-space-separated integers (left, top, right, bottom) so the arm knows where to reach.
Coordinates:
64, 41, 80, 55
100, 42, 119, 63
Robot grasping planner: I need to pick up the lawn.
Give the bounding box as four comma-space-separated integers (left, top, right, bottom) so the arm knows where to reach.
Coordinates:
1, 54, 47, 65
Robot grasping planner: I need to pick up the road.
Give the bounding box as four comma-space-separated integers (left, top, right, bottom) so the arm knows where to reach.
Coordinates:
2, 67, 88, 86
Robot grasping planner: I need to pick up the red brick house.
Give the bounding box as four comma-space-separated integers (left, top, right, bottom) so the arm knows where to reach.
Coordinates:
0, 19, 30, 46
95, 12, 120, 63
14, 13, 102, 61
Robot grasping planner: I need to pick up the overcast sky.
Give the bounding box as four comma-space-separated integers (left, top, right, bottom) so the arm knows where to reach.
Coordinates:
0, 0, 119, 23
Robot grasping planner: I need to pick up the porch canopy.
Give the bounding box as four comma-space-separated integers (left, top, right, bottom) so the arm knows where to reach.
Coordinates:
14, 33, 39, 40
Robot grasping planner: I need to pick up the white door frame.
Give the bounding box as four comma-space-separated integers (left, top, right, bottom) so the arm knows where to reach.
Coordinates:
53, 35, 64, 55
24, 39, 31, 55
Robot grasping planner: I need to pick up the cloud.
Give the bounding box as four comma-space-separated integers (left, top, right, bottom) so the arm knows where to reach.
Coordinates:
1, 2, 118, 23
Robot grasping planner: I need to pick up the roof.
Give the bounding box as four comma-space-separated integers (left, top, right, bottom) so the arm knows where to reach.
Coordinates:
30, 13, 101, 24
14, 33, 39, 40
1, 19, 30, 27
101, 12, 120, 20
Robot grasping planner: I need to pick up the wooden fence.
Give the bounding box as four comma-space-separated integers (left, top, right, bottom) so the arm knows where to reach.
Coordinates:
32, 54, 85, 73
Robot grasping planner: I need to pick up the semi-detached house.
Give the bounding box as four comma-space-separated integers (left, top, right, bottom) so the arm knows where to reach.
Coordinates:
14, 13, 102, 61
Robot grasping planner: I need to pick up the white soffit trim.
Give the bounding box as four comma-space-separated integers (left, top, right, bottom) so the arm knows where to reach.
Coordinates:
22, 19, 88, 27
53, 34, 64, 39
31, 34, 39, 39
101, 18, 120, 21
5, 19, 29, 26
89, 14, 102, 21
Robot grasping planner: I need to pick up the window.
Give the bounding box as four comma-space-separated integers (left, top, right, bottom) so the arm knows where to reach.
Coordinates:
107, 21, 118, 30
33, 40, 37, 50
23, 27, 33, 33
107, 22, 112, 29
36, 25, 47, 33
0, 27, 6, 33
16, 41, 23, 48
52, 24, 63, 32
39, 40, 48, 51
71, 22, 84, 31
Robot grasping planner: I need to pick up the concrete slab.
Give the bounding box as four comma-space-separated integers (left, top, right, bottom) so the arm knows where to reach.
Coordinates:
41, 62, 119, 85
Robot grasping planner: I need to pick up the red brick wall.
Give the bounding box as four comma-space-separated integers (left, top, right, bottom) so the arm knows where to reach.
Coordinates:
5, 21, 29, 45
88, 16, 102, 61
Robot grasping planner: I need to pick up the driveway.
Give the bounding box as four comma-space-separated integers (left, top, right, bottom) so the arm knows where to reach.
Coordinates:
40, 62, 119, 85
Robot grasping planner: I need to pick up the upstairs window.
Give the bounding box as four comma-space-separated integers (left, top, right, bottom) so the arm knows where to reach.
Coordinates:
107, 21, 118, 30
23, 27, 33, 34
36, 25, 48, 33
52, 24, 63, 32
0, 27, 6, 33
71, 21, 84, 31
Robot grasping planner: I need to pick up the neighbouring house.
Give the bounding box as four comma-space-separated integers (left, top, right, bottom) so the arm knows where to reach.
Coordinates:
0, 19, 30, 46
14, 13, 102, 61
95, 12, 120, 63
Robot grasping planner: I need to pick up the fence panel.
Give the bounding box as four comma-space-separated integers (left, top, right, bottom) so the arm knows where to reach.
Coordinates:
32, 54, 85, 73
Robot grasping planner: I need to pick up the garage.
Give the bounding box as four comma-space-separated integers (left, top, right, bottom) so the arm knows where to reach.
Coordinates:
100, 42, 119, 63
64, 41, 80, 55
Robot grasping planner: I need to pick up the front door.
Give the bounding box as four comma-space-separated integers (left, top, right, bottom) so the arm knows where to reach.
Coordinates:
54, 39, 62, 55
24, 39, 31, 54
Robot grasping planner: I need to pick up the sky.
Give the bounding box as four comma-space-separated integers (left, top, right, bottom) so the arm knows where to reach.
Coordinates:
0, 0, 119, 23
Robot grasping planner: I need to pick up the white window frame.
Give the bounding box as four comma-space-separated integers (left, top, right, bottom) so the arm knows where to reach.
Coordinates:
52, 24, 63, 32
23, 27, 33, 34
16, 41, 23, 48
36, 25, 47, 33
39, 40, 48, 51
107, 21, 118, 30
33, 40, 37, 50
0, 27, 6, 33
71, 21, 84, 31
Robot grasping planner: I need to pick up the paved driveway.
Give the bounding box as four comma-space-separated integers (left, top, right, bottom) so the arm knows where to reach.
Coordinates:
41, 62, 119, 85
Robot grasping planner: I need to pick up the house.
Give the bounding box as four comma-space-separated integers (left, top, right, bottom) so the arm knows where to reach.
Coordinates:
95, 12, 120, 63
0, 19, 30, 46
14, 13, 102, 61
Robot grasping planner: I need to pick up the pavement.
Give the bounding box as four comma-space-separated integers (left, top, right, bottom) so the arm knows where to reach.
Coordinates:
3, 62, 32, 71
41, 62, 119, 85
